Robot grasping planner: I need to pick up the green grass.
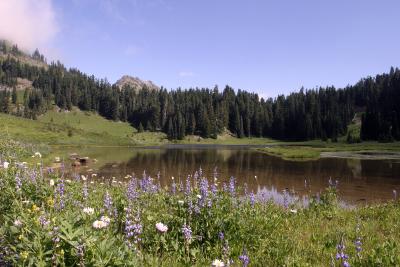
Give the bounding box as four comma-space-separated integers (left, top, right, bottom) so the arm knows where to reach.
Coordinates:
1, 159, 400, 266
0, 109, 169, 146
257, 141, 400, 161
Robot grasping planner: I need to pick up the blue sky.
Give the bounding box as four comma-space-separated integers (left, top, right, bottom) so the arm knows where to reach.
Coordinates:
36, 1, 400, 97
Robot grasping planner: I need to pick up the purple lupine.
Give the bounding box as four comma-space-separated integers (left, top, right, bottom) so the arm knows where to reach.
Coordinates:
39, 215, 50, 227
15, 173, 22, 191
125, 207, 142, 249
185, 175, 191, 196
182, 224, 192, 242
249, 192, 255, 208
211, 182, 218, 196
229, 176, 235, 196
127, 177, 138, 201
193, 171, 199, 189
83, 181, 89, 202
336, 240, 350, 267
104, 191, 113, 215
355, 224, 362, 257
218, 232, 224, 241
55, 179, 65, 210
199, 178, 209, 207
171, 180, 176, 194
77, 244, 85, 266
239, 249, 250, 267
188, 198, 193, 215
283, 189, 288, 209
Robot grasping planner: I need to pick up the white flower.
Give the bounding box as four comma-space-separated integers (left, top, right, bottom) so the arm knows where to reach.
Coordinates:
156, 222, 168, 233
3, 161, 9, 169
100, 216, 111, 225
90, 181, 95, 184
290, 209, 298, 214
14, 219, 23, 227
83, 207, 94, 215
212, 259, 225, 267
196, 194, 202, 199
171, 176, 174, 180
54, 157, 60, 162
49, 179, 55, 186
92, 220, 108, 229
178, 200, 184, 205
65, 179, 72, 184
81, 175, 87, 181
34, 152, 42, 158
92, 173, 97, 177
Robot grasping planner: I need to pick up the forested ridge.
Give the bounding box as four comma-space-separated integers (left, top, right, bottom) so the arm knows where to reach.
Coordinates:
0, 41, 399, 142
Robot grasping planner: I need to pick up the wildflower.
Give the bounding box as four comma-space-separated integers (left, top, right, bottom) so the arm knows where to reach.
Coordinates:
104, 191, 113, 215
182, 224, 192, 242
239, 249, 250, 267
34, 152, 42, 158
393, 189, 397, 200
100, 216, 111, 225
249, 192, 255, 207
83, 181, 89, 201
83, 207, 94, 215
125, 208, 142, 247
93, 220, 108, 229
229, 176, 235, 196
290, 209, 298, 214
156, 222, 168, 233
178, 200, 184, 205
3, 161, 9, 169
20, 251, 29, 260
15, 174, 22, 191
196, 194, 202, 199
212, 259, 225, 267
14, 219, 22, 227
39, 215, 50, 227
31, 204, 40, 212
218, 231, 224, 241
336, 240, 350, 267
49, 179, 55, 186
55, 179, 65, 210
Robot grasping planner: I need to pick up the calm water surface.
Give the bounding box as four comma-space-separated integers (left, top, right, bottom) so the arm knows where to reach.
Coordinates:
61, 146, 400, 205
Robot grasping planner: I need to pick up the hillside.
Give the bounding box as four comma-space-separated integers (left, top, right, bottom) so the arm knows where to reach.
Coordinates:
0, 40, 400, 143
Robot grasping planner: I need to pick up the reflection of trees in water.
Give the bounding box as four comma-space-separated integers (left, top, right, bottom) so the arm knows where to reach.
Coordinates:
94, 149, 400, 203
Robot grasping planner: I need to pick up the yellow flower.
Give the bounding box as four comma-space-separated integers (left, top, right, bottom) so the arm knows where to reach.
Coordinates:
31, 204, 40, 212
21, 251, 29, 259
18, 234, 23, 240
47, 197, 54, 207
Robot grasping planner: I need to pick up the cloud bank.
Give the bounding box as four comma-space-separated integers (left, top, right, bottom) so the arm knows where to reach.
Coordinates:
0, 0, 58, 52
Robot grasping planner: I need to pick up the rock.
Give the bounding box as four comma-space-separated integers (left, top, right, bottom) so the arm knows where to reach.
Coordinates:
79, 157, 90, 164
72, 161, 81, 167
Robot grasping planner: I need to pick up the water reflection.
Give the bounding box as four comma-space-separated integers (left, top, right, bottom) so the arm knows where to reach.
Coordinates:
72, 147, 400, 204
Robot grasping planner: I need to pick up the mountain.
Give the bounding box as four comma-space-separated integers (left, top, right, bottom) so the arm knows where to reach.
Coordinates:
114, 75, 159, 91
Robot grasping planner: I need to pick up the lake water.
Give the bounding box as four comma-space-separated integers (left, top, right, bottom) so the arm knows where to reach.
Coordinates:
57, 145, 400, 205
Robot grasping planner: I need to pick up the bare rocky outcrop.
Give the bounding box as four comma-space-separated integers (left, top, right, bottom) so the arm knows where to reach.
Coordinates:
114, 75, 159, 92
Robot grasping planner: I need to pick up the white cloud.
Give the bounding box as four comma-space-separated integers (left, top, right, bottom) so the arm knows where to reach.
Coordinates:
179, 71, 194, 77
0, 0, 58, 52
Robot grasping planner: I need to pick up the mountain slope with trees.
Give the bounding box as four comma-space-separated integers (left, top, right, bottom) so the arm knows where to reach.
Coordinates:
0, 41, 399, 142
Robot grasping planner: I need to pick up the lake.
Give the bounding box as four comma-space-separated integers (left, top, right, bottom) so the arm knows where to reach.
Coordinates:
55, 145, 400, 205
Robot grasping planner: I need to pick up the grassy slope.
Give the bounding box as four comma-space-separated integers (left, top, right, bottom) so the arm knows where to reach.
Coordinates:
0, 109, 167, 146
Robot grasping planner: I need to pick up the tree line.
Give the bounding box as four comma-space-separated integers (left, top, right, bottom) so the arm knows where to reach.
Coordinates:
0, 49, 399, 141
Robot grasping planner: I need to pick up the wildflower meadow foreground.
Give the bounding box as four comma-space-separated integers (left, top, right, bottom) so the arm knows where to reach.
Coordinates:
1, 159, 400, 266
